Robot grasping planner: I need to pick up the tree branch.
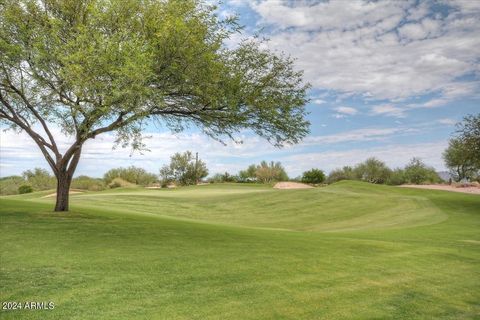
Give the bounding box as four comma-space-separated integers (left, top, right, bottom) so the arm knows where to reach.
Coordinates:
0, 92, 58, 174
1, 67, 61, 159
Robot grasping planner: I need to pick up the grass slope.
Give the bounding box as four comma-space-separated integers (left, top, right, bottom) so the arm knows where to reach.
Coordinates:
0, 181, 479, 319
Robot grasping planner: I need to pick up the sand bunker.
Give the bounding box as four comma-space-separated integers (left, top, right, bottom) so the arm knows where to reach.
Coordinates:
41, 190, 83, 198
273, 182, 314, 189
399, 184, 480, 195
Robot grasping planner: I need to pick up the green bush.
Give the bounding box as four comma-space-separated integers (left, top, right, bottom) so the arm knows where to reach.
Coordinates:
208, 172, 238, 183
71, 176, 106, 191
0, 175, 26, 195
22, 168, 56, 190
104, 166, 157, 186
386, 169, 406, 185
238, 161, 288, 184
18, 185, 33, 194
108, 178, 135, 189
354, 158, 392, 184
404, 158, 441, 184
301, 169, 325, 184
327, 166, 356, 184
160, 151, 208, 186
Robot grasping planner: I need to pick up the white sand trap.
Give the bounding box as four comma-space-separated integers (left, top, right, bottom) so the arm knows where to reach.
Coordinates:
399, 184, 480, 195
273, 182, 314, 189
41, 190, 84, 198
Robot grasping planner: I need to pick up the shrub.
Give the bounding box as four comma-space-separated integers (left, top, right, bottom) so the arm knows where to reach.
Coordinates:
108, 178, 134, 188
0, 175, 26, 195
160, 151, 208, 186
71, 176, 106, 191
238, 161, 288, 183
404, 158, 441, 184
301, 169, 325, 184
354, 158, 392, 184
104, 166, 157, 186
255, 161, 288, 183
238, 164, 257, 182
22, 168, 56, 190
18, 185, 33, 194
386, 169, 406, 185
208, 172, 238, 183
327, 166, 356, 184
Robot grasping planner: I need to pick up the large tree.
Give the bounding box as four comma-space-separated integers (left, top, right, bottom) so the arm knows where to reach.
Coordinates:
0, 0, 309, 211
443, 114, 480, 181
443, 138, 478, 181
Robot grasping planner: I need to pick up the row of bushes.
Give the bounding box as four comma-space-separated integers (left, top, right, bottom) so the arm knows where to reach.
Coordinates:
0, 156, 443, 195
0, 166, 159, 195
0, 168, 57, 195
326, 157, 441, 185
208, 157, 441, 186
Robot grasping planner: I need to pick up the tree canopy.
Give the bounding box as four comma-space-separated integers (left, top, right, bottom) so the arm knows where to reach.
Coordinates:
0, 0, 309, 211
443, 114, 480, 181
443, 138, 478, 181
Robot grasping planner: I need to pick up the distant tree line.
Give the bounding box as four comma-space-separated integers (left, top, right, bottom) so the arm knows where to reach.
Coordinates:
326, 157, 441, 185
2, 113, 478, 195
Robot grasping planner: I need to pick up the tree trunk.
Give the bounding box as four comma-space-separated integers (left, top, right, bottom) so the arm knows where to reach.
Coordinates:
54, 146, 82, 212
55, 172, 72, 212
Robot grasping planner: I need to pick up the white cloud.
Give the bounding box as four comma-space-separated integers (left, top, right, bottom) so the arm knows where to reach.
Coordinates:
247, 0, 480, 103
302, 127, 415, 145
371, 104, 406, 118
334, 106, 358, 115
437, 118, 457, 125
313, 99, 326, 105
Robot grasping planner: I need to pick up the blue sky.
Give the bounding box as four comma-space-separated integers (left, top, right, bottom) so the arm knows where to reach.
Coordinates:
1, 0, 479, 178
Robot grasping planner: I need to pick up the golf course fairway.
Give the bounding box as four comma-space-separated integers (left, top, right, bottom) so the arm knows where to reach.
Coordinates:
1, 181, 479, 319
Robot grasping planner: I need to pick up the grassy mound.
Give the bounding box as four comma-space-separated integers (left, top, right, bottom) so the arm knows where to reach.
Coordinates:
1, 181, 479, 319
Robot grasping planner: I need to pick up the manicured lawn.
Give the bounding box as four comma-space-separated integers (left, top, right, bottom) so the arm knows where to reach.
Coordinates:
1, 181, 479, 319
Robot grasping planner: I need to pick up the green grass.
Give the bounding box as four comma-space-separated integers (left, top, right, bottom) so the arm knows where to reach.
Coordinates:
1, 181, 479, 319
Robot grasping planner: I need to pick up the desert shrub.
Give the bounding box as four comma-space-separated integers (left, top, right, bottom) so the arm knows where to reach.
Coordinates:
18, 185, 33, 194
386, 168, 406, 185
255, 161, 288, 183
72, 176, 106, 191
104, 166, 157, 186
354, 158, 392, 184
404, 158, 441, 184
238, 165, 257, 182
327, 166, 356, 184
0, 175, 26, 195
108, 177, 134, 188
23, 168, 56, 190
238, 161, 288, 183
301, 169, 325, 184
160, 151, 208, 186
208, 172, 238, 183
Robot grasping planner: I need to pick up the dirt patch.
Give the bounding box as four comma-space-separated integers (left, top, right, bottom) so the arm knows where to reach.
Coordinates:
273, 182, 314, 189
399, 184, 480, 195
41, 190, 84, 198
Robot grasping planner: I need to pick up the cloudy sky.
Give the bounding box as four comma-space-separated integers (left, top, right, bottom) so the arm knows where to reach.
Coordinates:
1, 0, 479, 178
